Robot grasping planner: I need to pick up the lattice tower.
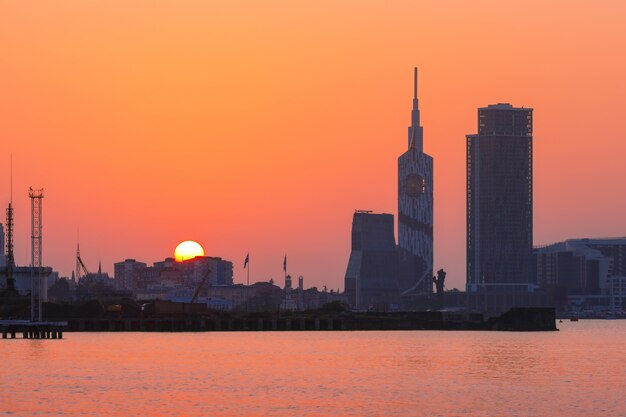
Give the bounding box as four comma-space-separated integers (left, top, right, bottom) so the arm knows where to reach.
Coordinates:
5, 203, 14, 291
29, 187, 44, 322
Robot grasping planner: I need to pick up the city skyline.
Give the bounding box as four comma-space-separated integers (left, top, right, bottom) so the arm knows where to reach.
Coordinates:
2, 1, 626, 290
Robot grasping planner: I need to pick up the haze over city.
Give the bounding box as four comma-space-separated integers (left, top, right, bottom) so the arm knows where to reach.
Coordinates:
2, 0, 625, 290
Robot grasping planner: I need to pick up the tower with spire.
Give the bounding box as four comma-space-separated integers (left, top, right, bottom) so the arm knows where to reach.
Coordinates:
398, 67, 434, 295
408, 67, 424, 151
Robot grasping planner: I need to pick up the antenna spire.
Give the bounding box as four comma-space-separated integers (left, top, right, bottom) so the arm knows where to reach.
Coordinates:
414, 67, 417, 100
408, 67, 423, 151
5, 156, 15, 291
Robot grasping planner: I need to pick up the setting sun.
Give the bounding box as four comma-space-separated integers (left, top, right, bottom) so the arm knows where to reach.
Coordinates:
174, 240, 204, 262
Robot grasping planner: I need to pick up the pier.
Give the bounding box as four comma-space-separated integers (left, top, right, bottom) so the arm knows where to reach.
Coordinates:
0, 320, 67, 339
61, 307, 556, 332
65, 317, 344, 332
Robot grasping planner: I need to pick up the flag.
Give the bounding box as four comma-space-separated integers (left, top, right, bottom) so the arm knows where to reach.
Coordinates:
244, 253, 249, 269
283, 254, 287, 272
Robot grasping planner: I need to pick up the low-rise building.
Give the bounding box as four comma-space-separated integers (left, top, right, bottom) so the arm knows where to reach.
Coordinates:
534, 237, 626, 311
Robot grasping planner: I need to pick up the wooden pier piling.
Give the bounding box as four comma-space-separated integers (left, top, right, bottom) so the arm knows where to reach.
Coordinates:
0, 320, 66, 340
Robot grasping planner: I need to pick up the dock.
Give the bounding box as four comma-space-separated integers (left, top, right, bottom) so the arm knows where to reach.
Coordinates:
0, 320, 67, 339
61, 307, 557, 332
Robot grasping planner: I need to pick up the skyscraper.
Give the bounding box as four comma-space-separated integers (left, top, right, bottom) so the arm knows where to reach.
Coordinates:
466, 103, 534, 292
398, 68, 433, 294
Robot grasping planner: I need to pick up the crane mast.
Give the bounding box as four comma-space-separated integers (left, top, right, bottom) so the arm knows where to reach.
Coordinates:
191, 268, 212, 304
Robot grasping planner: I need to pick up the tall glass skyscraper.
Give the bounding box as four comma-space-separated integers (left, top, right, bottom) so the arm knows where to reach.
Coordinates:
398, 68, 433, 295
466, 103, 534, 292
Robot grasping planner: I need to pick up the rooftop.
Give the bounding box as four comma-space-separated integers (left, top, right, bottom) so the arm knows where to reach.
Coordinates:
479, 103, 533, 111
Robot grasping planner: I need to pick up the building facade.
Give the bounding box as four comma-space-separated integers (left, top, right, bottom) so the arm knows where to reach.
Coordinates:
535, 238, 626, 311
345, 211, 399, 309
398, 68, 434, 295
177, 256, 234, 288
466, 103, 534, 292
0, 265, 55, 301
117, 255, 234, 297
114, 259, 148, 291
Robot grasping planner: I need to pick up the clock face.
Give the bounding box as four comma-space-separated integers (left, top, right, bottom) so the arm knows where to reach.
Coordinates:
405, 174, 426, 197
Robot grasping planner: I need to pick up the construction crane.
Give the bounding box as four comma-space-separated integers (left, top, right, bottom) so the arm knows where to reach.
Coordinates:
190, 268, 211, 304
76, 253, 91, 280
75, 243, 92, 282
75, 250, 104, 302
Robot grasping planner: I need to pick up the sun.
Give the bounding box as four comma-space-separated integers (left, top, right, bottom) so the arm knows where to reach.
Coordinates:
174, 240, 205, 262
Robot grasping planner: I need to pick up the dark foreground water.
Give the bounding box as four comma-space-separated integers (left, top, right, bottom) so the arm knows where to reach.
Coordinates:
1, 320, 624, 416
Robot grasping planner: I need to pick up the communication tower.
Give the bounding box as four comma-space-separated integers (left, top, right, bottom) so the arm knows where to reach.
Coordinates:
5, 202, 15, 291
29, 187, 44, 322
5, 157, 15, 292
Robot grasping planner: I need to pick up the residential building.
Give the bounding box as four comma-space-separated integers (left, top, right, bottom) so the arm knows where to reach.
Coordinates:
114, 259, 147, 291
467, 103, 534, 292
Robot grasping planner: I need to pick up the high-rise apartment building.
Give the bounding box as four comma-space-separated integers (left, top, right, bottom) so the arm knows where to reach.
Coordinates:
466, 103, 534, 292
398, 68, 433, 294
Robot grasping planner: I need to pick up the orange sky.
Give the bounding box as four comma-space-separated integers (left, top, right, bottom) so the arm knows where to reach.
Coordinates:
1, 1, 625, 290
